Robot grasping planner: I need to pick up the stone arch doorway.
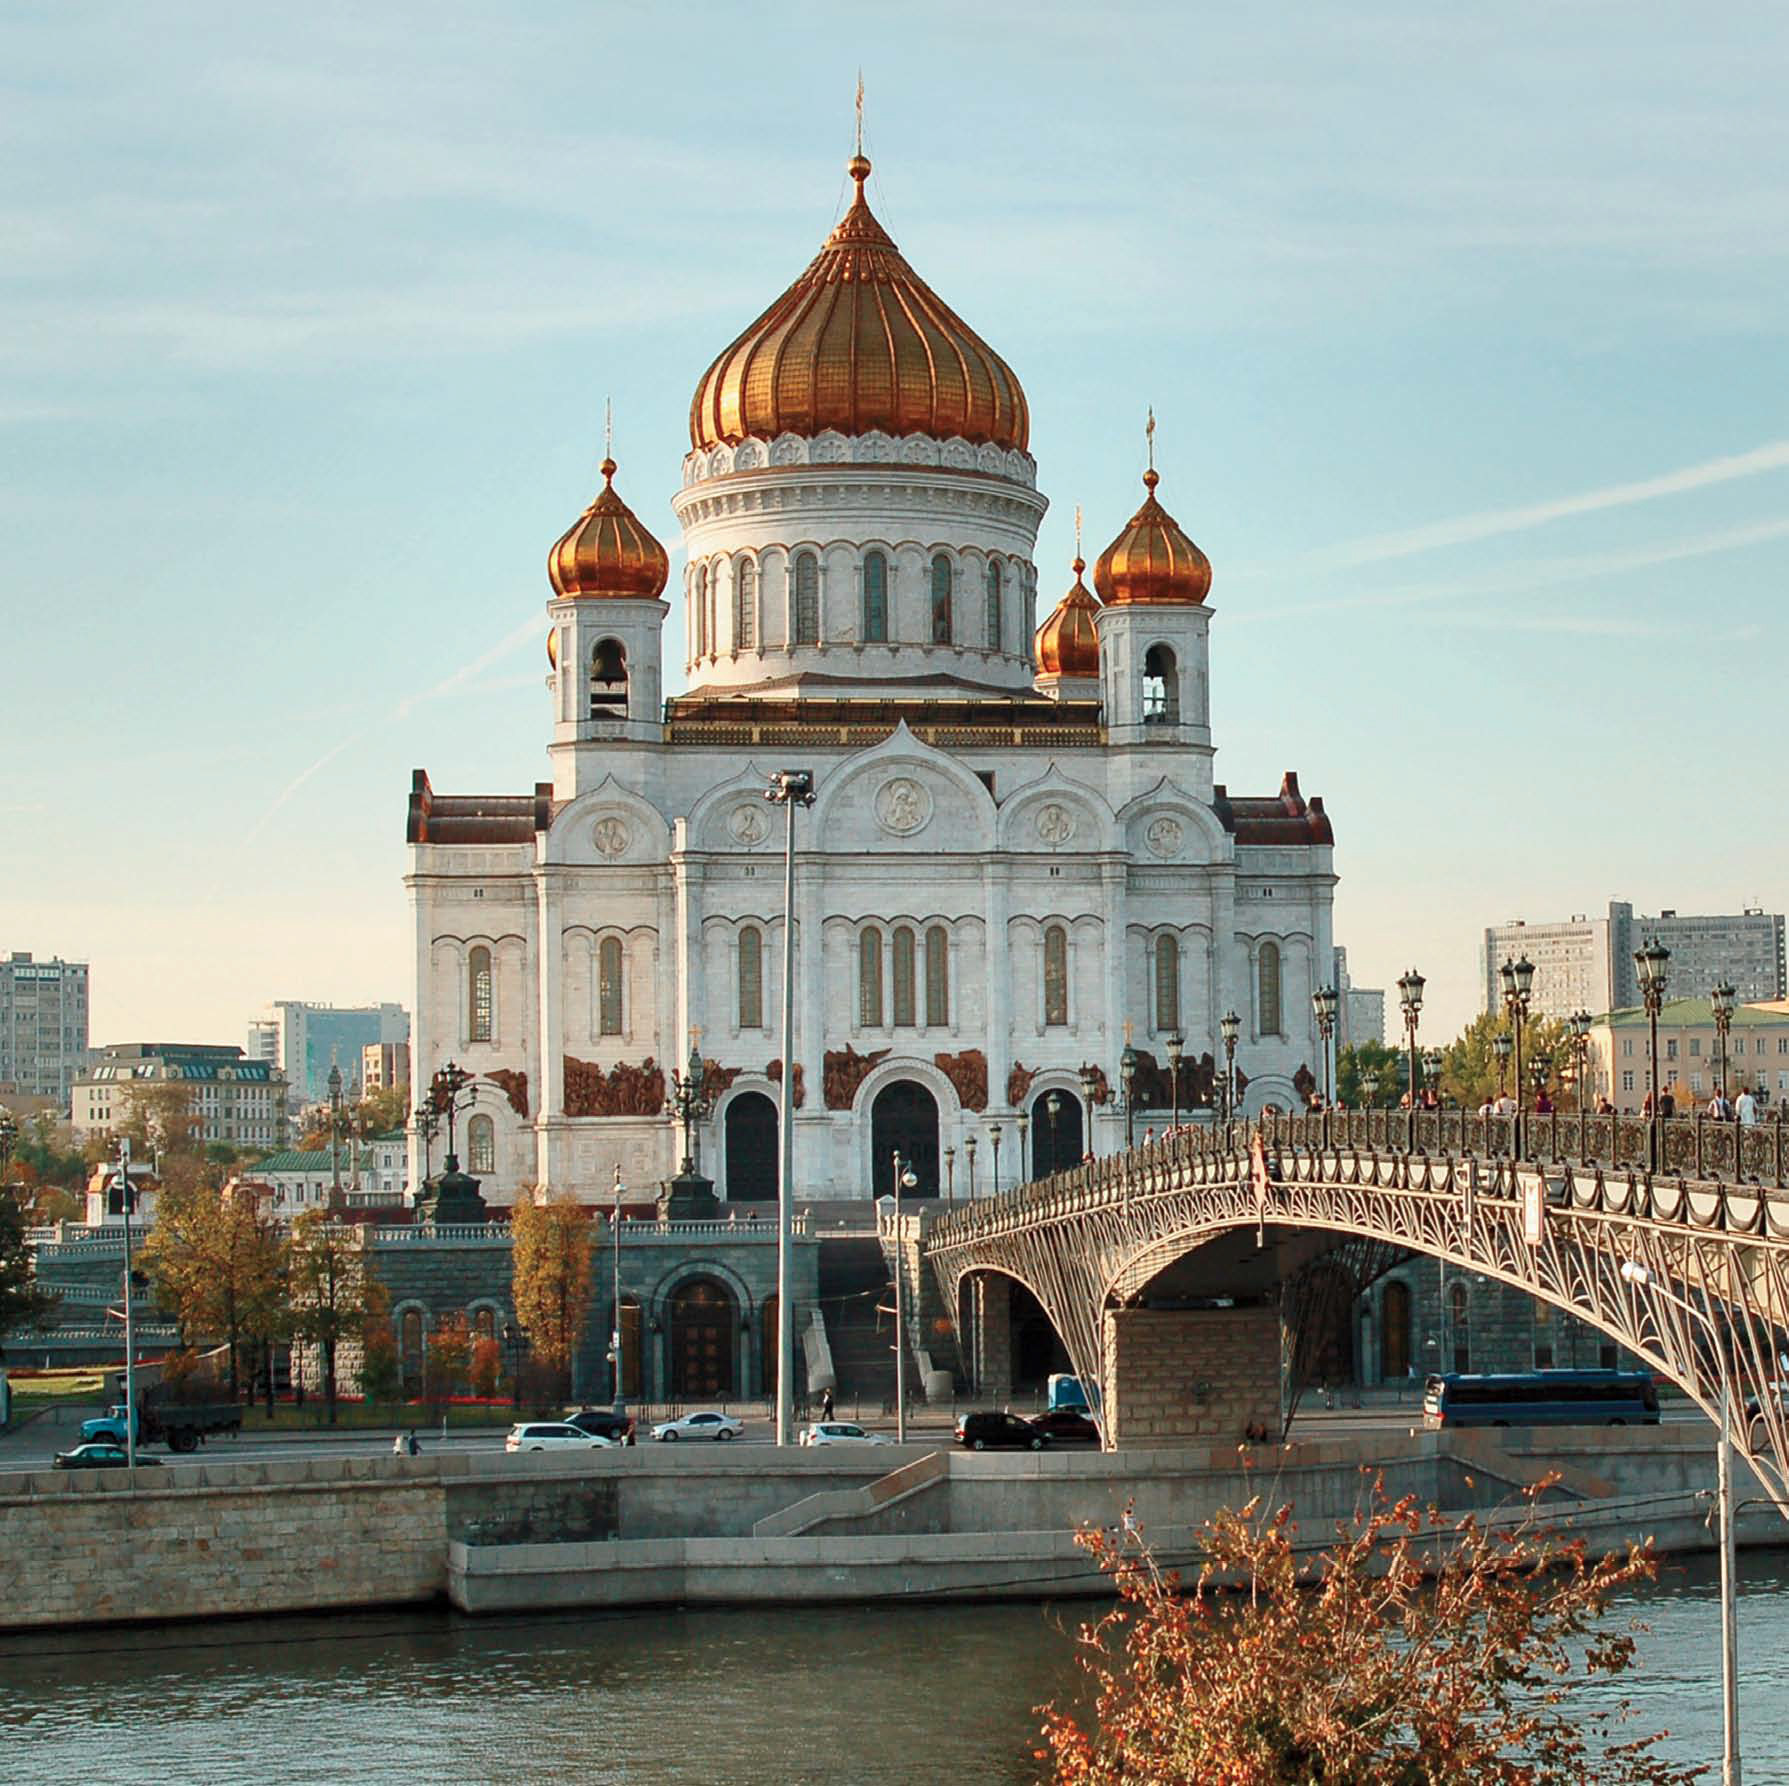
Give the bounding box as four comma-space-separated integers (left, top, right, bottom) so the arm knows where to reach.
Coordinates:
724, 1091, 779, 1202
1028, 1089, 1084, 1177
871, 1080, 940, 1199
1381, 1280, 1412, 1382
670, 1276, 737, 1399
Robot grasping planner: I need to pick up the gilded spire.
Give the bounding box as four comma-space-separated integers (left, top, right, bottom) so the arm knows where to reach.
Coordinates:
1035, 549, 1102, 678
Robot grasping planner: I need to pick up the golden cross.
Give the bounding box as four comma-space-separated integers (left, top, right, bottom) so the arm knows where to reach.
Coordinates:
604, 396, 613, 460
1074, 503, 1083, 560
1146, 406, 1156, 471
855, 73, 864, 156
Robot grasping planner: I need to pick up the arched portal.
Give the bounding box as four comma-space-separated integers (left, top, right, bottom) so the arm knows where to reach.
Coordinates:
670, 1276, 737, 1398
1029, 1090, 1084, 1177
1010, 1279, 1072, 1389
724, 1092, 778, 1202
871, 1080, 940, 1199
1381, 1280, 1412, 1382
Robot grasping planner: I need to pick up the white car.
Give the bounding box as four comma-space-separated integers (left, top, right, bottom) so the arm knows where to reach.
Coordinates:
798, 1421, 891, 1447
651, 1410, 744, 1442
505, 1421, 618, 1453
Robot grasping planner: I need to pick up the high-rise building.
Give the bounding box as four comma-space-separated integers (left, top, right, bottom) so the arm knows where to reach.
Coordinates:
361, 1041, 410, 1095
0, 952, 90, 1110
245, 1019, 279, 1064
1484, 902, 1785, 1018
72, 1043, 288, 1146
263, 1001, 410, 1107
1332, 947, 1385, 1049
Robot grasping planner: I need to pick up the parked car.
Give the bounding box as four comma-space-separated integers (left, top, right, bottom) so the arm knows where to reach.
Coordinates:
955, 1411, 1046, 1452
651, 1410, 744, 1442
505, 1422, 618, 1453
53, 1443, 163, 1470
799, 1421, 891, 1447
1031, 1408, 1101, 1445
565, 1407, 637, 1445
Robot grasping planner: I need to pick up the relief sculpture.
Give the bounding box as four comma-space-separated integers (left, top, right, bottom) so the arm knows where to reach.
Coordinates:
824, 1044, 890, 1110
484, 1069, 530, 1119
563, 1055, 667, 1117
767, 1058, 807, 1109
1007, 1061, 1037, 1109
701, 1059, 742, 1097
932, 1048, 989, 1112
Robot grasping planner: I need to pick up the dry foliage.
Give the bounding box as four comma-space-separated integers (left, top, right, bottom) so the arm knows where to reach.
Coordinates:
1038, 1475, 1704, 1785
510, 1190, 593, 1396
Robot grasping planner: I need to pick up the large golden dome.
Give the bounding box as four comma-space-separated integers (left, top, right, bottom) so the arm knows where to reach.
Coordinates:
1035, 558, 1102, 677
547, 457, 670, 600
689, 155, 1029, 454
1093, 468, 1212, 607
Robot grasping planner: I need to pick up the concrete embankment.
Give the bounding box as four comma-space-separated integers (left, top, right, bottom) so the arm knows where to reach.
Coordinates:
2, 1430, 1779, 1631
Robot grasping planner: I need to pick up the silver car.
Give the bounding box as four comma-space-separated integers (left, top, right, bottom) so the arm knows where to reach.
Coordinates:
506, 1422, 617, 1453
651, 1410, 744, 1442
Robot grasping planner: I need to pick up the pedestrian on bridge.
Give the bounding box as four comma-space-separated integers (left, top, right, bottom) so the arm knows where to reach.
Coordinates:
1737, 1087, 1760, 1125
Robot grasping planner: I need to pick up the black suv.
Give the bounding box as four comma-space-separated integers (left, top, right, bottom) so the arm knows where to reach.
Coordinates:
565, 1408, 637, 1445
955, 1411, 1045, 1452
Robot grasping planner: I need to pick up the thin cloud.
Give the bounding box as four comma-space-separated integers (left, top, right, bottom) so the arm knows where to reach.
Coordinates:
1313, 441, 1789, 570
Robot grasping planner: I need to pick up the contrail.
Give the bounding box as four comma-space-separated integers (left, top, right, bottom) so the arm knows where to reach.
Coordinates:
1314, 440, 1789, 569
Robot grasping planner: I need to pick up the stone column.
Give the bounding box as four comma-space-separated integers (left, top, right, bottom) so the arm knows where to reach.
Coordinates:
1102, 1304, 1279, 1447
972, 1273, 1013, 1403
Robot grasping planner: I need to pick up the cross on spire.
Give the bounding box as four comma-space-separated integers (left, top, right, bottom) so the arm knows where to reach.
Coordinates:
604, 396, 613, 461
1074, 503, 1083, 560
1146, 406, 1156, 472
855, 72, 864, 156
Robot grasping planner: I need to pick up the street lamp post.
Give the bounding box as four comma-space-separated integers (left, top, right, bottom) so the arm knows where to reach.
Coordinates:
1498, 955, 1535, 1157
1045, 1091, 1062, 1175
1493, 1029, 1513, 1109
610, 1165, 626, 1409
1017, 1110, 1031, 1182
944, 1145, 955, 1200
1713, 981, 1737, 1107
117, 1136, 138, 1479
1398, 969, 1425, 1148
889, 1149, 918, 1442
1078, 1062, 1103, 1158
1220, 1011, 1241, 1124
327, 1061, 344, 1211
1424, 1047, 1445, 1106
503, 1322, 522, 1410
1119, 1043, 1139, 1149
1312, 986, 1338, 1105
1619, 1260, 1739, 1785
764, 768, 815, 1449
1568, 1009, 1594, 1158
1635, 939, 1671, 1173
1166, 1031, 1184, 1132
413, 1102, 438, 1187
964, 1132, 978, 1199
666, 1042, 710, 1176
988, 1123, 1002, 1197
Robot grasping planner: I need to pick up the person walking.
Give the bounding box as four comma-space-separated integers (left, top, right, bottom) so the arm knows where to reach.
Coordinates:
819, 1387, 835, 1423
1737, 1086, 1760, 1126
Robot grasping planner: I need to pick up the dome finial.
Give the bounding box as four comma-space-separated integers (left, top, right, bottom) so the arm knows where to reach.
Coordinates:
848, 73, 871, 194
602, 397, 615, 483
1074, 502, 1083, 565
1144, 406, 1159, 491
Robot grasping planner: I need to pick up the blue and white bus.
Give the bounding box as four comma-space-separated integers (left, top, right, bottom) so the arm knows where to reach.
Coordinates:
1423, 1369, 1659, 1428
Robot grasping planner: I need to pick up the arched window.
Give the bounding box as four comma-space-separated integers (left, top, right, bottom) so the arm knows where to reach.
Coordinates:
1155, 934, 1180, 1032
467, 1114, 495, 1176
892, 926, 917, 1027
1043, 925, 1068, 1027
737, 925, 763, 1030
589, 638, 627, 716
925, 926, 949, 1027
862, 551, 888, 642
400, 1309, 423, 1395
793, 551, 820, 645
695, 564, 710, 656
1258, 941, 1282, 1037
985, 560, 1002, 650
468, 947, 493, 1043
1143, 643, 1179, 722
472, 1306, 496, 1340
598, 936, 624, 1036
930, 554, 953, 643
859, 927, 884, 1026
735, 558, 756, 649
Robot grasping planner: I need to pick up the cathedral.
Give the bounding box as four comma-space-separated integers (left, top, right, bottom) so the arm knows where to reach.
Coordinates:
406, 151, 1337, 1209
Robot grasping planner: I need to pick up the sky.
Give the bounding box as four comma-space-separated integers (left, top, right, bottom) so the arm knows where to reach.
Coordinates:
3, 2, 1786, 1050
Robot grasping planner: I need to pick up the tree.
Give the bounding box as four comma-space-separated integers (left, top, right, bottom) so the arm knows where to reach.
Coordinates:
1039, 1481, 1698, 1785
424, 1312, 471, 1409
469, 1335, 502, 1401
140, 1182, 285, 1400
0, 1186, 60, 1354
511, 1190, 594, 1401
286, 1210, 378, 1424
1336, 1040, 1408, 1108
119, 1081, 202, 1158
356, 1084, 411, 1138
358, 1279, 402, 1406
1434, 1011, 1577, 1112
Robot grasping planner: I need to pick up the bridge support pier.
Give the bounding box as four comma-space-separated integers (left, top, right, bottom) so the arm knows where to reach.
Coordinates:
1103, 1305, 1280, 1447
971, 1274, 1013, 1404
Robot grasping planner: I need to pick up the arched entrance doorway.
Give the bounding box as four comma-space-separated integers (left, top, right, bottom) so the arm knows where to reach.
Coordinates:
1028, 1090, 1084, 1177
724, 1092, 778, 1202
670, 1276, 737, 1398
1381, 1281, 1412, 1382
871, 1080, 940, 1198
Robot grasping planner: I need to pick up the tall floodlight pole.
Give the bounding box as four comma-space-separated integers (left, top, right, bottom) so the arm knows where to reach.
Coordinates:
765, 768, 814, 1448
610, 1164, 625, 1409
890, 1150, 918, 1442
1620, 1260, 1738, 1785
118, 1137, 137, 1479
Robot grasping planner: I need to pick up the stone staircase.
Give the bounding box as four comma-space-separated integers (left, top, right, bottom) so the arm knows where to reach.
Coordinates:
817, 1237, 896, 1406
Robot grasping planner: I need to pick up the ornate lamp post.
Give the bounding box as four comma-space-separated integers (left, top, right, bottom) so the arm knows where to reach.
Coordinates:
1165, 1031, 1184, 1131
1119, 1042, 1139, 1149
889, 1149, 919, 1443
1635, 938, 1671, 1171
1397, 968, 1425, 1148
1531, 1056, 1551, 1120
944, 1144, 955, 1200
1492, 1029, 1513, 1106
1311, 986, 1338, 1105
988, 1122, 1002, 1197
1017, 1109, 1031, 1181
413, 1101, 439, 1188
666, 1041, 710, 1177
764, 767, 815, 1449
429, 1061, 475, 1167
1568, 1008, 1594, 1159
327, 1060, 345, 1210
1044, 1089, 1063, 1175
1712, 980, 1737, 1106
1220, 1011, 1241, 1122
964, 1131, 978, 1198
1423, 1047, 1445, 1102
609, 1165, 626, 1408
1077, 1062, 1103, 1158
1498, 955, 1535, 1153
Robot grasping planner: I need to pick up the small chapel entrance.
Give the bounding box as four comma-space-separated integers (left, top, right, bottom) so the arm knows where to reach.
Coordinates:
670, 1276, 737, 1399
871, 1080, 941, 1199
724, 1091, 778, 1202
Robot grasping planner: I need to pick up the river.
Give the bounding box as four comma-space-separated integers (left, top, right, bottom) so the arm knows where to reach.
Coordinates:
7, 1553, 1789, 1783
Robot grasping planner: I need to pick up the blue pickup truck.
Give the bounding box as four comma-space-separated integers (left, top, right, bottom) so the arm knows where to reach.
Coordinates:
81, 1395, 242, 1454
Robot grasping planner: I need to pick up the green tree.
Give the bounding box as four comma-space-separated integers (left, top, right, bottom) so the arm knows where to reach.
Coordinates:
1040, 1483, 1697, 1785
1434, 1010, 1577, 1112
286, 1210, 378, 1424
511, 1190, 594, 1401
120, 1081, 202, 1158
1336, 1040, 1408, 1108
0, 1186, 60, 1354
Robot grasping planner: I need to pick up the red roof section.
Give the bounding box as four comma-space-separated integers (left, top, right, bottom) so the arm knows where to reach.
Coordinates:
407, 771, 552, 845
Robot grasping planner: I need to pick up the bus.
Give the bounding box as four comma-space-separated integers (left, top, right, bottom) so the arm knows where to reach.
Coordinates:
1423, 1369, 1660, 1429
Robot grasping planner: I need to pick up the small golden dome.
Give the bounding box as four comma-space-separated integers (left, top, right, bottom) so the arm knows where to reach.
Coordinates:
1035, 558, 1102, 677
1093, 468, 1212, 607
689, 155, 1029, 453
546, 628, 559, 668
547, 458, 670, 600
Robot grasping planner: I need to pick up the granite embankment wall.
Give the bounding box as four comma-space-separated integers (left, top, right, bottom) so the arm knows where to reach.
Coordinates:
3, 1430, 1777, 1630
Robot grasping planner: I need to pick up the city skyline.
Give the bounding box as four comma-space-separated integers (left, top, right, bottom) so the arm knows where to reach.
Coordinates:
5, 5, 1786, 1047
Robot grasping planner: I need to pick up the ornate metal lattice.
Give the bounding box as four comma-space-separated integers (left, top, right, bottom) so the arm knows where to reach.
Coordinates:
926, 1116, 1789, 1510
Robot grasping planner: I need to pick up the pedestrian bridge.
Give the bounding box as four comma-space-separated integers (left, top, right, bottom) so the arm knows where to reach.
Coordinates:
922, 1109, 1789, 1505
